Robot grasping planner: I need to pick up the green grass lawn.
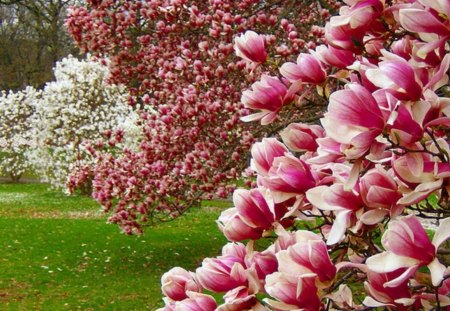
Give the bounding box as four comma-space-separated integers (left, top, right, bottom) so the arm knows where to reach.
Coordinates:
0, 183, 230, 310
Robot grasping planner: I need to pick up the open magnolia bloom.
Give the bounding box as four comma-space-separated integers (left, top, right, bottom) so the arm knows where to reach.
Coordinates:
234, 30, 268, 64
366, 215, 450, 287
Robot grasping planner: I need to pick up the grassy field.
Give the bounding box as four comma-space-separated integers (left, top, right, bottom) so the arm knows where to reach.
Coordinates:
0, 183, 230, 310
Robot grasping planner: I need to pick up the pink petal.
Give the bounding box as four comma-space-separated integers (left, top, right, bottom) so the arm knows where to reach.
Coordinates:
383, 265, 418, 288
399, 8, 450, 36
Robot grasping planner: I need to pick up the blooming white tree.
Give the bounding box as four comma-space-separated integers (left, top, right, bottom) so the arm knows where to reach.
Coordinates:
28, 55, 138, 190
0, 86, 41, 181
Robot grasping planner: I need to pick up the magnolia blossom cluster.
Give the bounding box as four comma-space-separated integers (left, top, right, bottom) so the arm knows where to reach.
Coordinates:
0, 86, 41, 181
159, 0, 450, 309
28, 56, 139, 189
65, 0, 340, 232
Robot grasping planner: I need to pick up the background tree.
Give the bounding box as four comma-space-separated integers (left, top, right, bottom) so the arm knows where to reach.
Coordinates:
0, 0, 79, 90
27, 55, 139, 190
66, 0, 340, 233
0, 86, 40, 181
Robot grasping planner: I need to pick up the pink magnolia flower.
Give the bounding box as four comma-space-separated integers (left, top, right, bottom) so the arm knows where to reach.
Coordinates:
264, 272, 322, 310
234, 30, 268, 63
250, 138, 288, 176
331, 0, 385, 30
312, 44, 355, 68
241, 75, 293, 125
279, 123, 324, 153
280, 53, 327, 84
390, 36, 413, 61
161, 267, 202, 301
216, 286, 262, 311
222, 242, 247, 261
233, 188, 275, 230
388, 102, 424, 145
365, 58, 423, 100
321, 83, 385, 159
392, 152, 450, 206
359, 166, 403, 224
324, 22, 366, 52
196, 254, 248, 292
245, 248, 278, 281
306, 183, 364, 245
276, 231, 337, 285
259, 154, 317, 203
174, 292, 217, 311
306, 136, 344, 165
325, 285, 360, 310
366, 215, 450, 286
363, 268, 416, 308
325, 0, 384, 51
217, 208, 264, 242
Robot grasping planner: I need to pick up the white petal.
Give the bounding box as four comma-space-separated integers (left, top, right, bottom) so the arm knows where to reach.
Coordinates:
363, 296, 390, 308
366, 252, 419, 273
394, 298, 416, 306
327, 210, 352, 245
360, 209, 388, 225
428, 258, 446, 287
432, 217, 450, 249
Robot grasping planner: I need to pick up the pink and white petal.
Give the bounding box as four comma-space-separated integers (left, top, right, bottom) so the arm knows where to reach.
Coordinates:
432, 217, 450, 249
305, 185, 328, 204
321, 116, 363, 145
270, 190, 298, 204
286, 80, 305, 99
276, 250, 312, 276
405, 152, 424, 178
393, 298, 416, 306
344, 158, 362, 191
366, 252, 420, 273
384, 265, 418, 288
294, 230, 322, 243
435, 163, 450, 178
247, 265, 263, 294
418, 293, 450, 309
365, 68, 396, 89
261, 111, 279, 125
428, 258, 447, 287
324, 285, 355, 309
415, 36, 447, 60
241, 111, 269, 122
360, 209, 389, 225
397, 179, 442, 205
425, 52, 450, 90
399, 9, 450, 36
362, 296, 392, 308
327, 210, 352, 245
306, 186, 332, 210
263, 298, 302, 311
335, 261, 368, 273
390, 204, 405, 219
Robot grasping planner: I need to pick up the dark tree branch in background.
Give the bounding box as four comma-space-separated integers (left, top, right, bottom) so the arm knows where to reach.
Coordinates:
0, 0, 80, 90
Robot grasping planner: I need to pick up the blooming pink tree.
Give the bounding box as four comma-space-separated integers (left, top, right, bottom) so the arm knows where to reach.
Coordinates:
158, 0, 450, 309
65, 0, 340, 232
